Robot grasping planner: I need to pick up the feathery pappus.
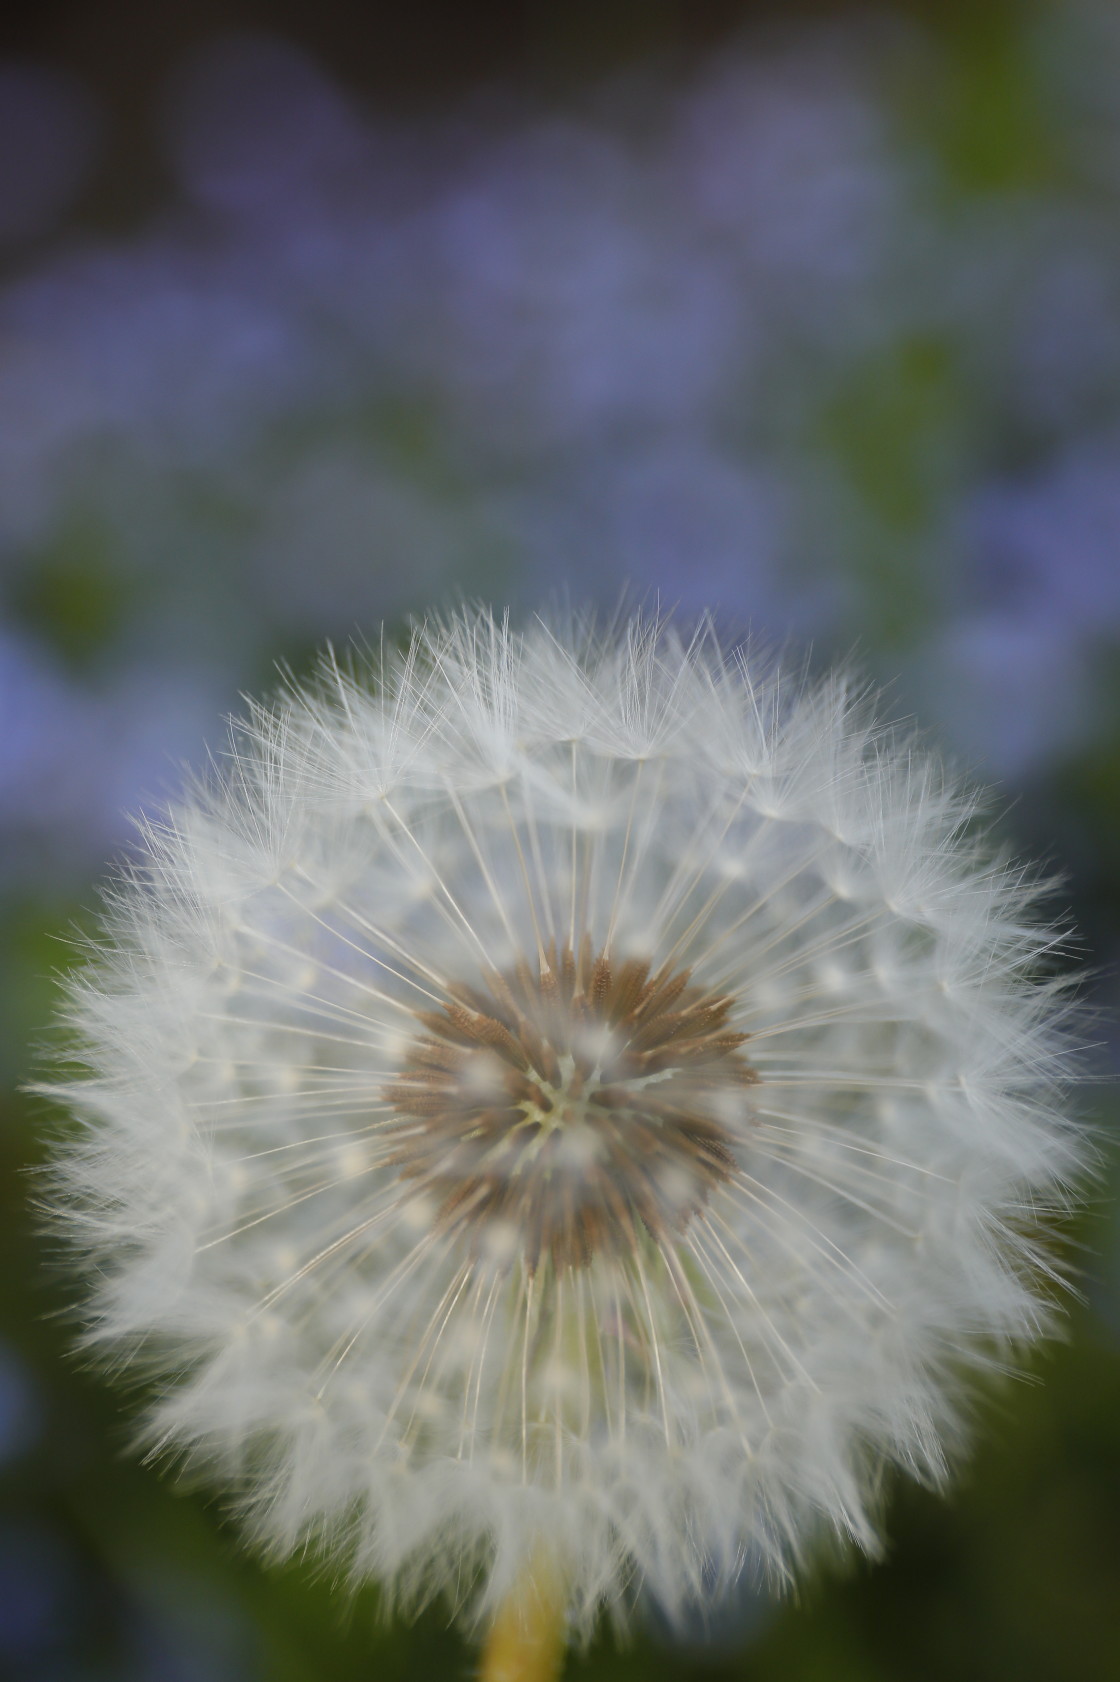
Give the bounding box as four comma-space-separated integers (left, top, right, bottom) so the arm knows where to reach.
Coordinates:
44, 608, 1086, 1654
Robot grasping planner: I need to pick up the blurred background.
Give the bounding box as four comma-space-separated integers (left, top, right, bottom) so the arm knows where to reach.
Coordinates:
1, 0, 1118, 1676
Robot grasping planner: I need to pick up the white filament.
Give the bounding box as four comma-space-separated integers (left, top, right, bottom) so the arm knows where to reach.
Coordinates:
44, 608, 1086, 1637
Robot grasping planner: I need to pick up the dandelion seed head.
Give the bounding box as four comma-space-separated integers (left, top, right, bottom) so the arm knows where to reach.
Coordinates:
44, 607, 1087, 1638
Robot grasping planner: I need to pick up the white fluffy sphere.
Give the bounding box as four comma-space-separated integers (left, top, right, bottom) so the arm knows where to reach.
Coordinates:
46, 609, 1085, 1636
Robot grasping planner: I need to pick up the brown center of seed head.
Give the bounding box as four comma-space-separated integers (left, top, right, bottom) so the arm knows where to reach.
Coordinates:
384, 937, 758, 1271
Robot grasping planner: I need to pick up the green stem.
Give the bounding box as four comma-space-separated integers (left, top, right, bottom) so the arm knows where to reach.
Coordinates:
478, 1556, 568, 1682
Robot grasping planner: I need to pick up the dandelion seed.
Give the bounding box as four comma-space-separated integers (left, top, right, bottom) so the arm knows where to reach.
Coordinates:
43, 608, 1087, 1676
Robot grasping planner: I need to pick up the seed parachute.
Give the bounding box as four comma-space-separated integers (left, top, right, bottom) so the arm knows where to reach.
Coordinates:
44, 608, 1086, 1655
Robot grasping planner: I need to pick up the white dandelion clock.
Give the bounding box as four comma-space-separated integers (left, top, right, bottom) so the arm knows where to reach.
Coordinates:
45, 609, 1086, 1675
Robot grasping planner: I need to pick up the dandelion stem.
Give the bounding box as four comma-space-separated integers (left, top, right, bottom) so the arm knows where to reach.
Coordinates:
478, 1557, 568, 1682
